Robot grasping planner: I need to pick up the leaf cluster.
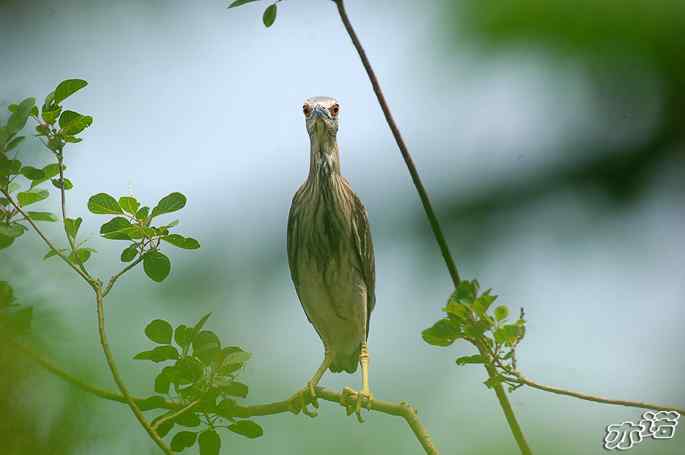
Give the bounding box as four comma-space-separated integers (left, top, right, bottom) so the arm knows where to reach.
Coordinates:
228, 0, 279, 28
422, 279, 527, 390
134, 313, 263, 452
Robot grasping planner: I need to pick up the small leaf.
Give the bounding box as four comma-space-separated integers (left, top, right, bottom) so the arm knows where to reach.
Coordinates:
30, 163, 63, 188
134, 345, 179, 362
455, 354, 484, 366
145, 319, 173, 344
88, 193, 122, 214
189, 313, 212, 342
175, 357, 204, 383
119, 196, 140, 215
60, 114, 92, 135
484, 374, 506, 389
0, 235, 14, 250
175, 412, 201, 428
17, 189, 49, 207
0, 223, 27, 238
120, 244, 138, 262
68, 248, 94, 265
136, 206, 150, 222
171, 431, 198, 452
27, 211, 58, 222
157, 420, 174, 438
174, 324, 192, 349
227, 0, 260, 8
221, 381, 248, 398
61, 135, 82, 143
51, 177, 73, 190
64, 217, 82, 241
43, 247, 68, 260
53, 79, 88, 104
154, 371, 171, 394
143, 250, 171, 282
192, 330, 221, 363
421, 318, 461, 347
99, 217, 133, 240
198, 429, 221, 455
20, 166, 44, 181
161, 234, 200, 250
137, 395, 168, 411
494, 305, 509, 322
6, 97, 36, 135
216, 398, 236, 417
228, 420, 263, 439
262, 3, 277, 27
42, 107, 61, 125
151, 192, 186, 218
223, 350, 251, 366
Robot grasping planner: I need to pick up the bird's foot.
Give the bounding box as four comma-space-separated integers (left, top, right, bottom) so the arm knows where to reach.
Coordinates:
287, 382, 319, 417
340, 386, 373, 423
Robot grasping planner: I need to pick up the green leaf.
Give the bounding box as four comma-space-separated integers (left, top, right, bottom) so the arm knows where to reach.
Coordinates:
189, 313, 212, 342
61, 135, 82, 143
262, 3, 277, 27
6, 97, 36, 135
17, 189, 49, 207
161, 234, 200, 250
27, 211, 58, 222
154, 371, 171, 394
221, 381, 248, 398
119, 196, 140, 215
6, 136, 25, 151
51, 177, 73, 190
175, 412, 201, 427
30, 163, 63, 188
223, 350, 251, 366
174, 324, 192, 349
137, 395, 167, 411
192, 330, 221, 363
228, 0, 260, 8
151, 192, 186, 218
171, 431, 197, 452
134, 345, 179, 362
451, 279, 478, 305
21, 166, 45, 180
0, 235, 14, 250
88, 193, 122, 214
136, 206, 150, 222
228, 420, 263, 439
100, 217, 133, 240
59, 112, 93, 135
68, 248, 94, 265
145, 319, 173, 344
444, 302, 470, 320
198, 429, 221, 454
43, 247, 68, 260
216, 398, 237, 417
455, 354, 484, 366
143, 250, 171, 282
484, 374, 506, 389
1, 305, 33, 334
157, 420, 174, 438
64, 217, 82, 241
120, 244, 138, 262
175, 357, 204, 383
42, 107, 61, 125
421, 318, 461, 347
53, 79, 88, 104
0, 223, 27, 238
494, 305, 509, 322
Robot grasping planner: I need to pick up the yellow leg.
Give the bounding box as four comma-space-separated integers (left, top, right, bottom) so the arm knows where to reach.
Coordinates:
288, 348, 333, 417
341, 342, 373, 423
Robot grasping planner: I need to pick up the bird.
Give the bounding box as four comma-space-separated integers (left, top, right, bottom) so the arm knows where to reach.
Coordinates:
287, 96, 375, 420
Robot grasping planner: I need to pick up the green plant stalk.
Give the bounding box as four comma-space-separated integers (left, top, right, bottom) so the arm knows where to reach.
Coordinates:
332, 1, 530, 453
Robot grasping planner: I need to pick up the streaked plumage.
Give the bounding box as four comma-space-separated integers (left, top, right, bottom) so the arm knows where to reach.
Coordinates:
287, 97, 375, 410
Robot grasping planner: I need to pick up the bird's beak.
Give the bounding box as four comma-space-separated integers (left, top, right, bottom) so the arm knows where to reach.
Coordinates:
312, 105, 328, 120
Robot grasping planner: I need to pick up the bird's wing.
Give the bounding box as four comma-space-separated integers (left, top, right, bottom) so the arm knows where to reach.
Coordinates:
349, 189, 376, 338
287, 188, 314, 324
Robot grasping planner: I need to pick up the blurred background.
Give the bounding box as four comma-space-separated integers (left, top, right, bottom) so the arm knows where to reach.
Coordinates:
1, 0, 683, 453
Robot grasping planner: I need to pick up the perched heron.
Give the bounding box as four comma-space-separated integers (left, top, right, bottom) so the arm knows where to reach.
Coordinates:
287, 96, 375, 419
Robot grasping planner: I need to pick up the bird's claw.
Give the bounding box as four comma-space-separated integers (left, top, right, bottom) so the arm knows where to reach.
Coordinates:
288, 384, 319, 417
341, 386, 373, 423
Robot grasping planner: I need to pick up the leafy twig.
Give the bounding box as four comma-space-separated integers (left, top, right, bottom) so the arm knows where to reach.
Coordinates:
332, 1, 530, 453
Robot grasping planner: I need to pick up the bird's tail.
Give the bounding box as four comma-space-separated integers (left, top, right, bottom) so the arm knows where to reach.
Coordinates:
329, 345, 360, 374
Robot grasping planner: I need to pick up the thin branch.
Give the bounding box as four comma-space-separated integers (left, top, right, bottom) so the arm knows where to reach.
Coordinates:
151, 399, 201, 432
94, 289, 173, 454
514, 372, 685, 415
14, 338, 440, 454
103, 255, 144, 297
55, 152, 91, 279
1, 189, 94, 287
332, 1, 530, 453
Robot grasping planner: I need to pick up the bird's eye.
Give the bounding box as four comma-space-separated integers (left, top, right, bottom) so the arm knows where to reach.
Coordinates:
331, 104, 339, 117
303, 105, 312, 116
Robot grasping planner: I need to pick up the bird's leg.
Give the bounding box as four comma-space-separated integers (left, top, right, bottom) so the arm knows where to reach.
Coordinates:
341, 342, 373, 423
288, 348, 333, 417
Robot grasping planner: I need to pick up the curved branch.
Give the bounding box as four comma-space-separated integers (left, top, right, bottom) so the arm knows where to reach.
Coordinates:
103, 255, 144, 296
13, 338, 440, 454
94, 289, 173, 454
332, 1, 529, 453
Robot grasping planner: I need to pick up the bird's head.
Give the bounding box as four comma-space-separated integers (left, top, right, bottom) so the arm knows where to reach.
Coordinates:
303, 96, 340, 142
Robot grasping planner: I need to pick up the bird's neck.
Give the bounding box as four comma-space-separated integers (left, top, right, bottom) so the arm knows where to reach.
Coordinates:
307, 135, 341, 182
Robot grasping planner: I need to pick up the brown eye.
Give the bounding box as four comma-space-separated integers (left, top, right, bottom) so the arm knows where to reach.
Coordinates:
331, 104, 339, 116
303, 104, 311, 116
